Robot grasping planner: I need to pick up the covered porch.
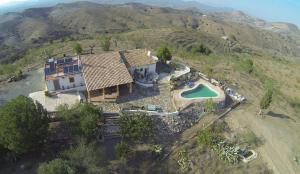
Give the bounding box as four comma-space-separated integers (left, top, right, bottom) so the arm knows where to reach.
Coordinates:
87, 83, 133, 102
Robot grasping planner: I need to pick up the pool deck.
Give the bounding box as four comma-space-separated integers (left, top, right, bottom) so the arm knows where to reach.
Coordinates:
172, 79, 226, 110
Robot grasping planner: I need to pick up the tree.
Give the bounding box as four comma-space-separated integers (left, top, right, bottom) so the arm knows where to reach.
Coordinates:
259, 89, 273, 116
204, 98, 215, 114
115, 141, 131, 159
0, 96, 49, 154
56, 103, 102, 137
119, 112, 153, 141
101, 36, 111, 51
37, 158, 75, 174
73, 43, 83, 55
156, 46, 172, 63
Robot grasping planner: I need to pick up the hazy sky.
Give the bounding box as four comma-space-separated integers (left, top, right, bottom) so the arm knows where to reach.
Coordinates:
0, 0, 27, 4
193, 0, 300, 26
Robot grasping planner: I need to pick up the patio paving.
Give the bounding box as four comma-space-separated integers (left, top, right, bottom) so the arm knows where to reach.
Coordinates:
29, 91, 85, 112
96, 83, 176, 113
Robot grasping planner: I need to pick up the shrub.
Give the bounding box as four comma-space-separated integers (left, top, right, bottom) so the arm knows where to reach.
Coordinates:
191, 44, 212, 55
229, 34, 237, 41
289, 97, 300, 114
16, 69, 23, 80
238, 131, 262, 147
203, 98, 215, 113
0, 96, 49, 154
197, 129, 213, 147
101, 36, 111, 51
62, 140, 106, 174
37, 158, 75, 174
119, 112, 153, 141
260, 89, 273, 110
177, 149, 190, 172
115, 141, 131, 159
240, 59, 254, 74
73, 43, 82, 55
45, 91, 51, 97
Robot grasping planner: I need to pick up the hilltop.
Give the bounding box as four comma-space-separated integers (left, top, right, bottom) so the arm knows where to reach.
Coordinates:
0, 2, 300, 63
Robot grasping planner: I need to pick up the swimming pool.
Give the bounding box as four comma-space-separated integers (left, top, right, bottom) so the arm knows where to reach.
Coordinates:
181, 84, 218, 99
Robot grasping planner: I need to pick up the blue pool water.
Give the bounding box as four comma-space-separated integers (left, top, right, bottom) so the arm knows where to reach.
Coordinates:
181, 84, 218, 98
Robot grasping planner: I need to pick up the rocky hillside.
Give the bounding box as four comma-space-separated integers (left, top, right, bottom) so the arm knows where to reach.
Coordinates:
0, 2, 300, 62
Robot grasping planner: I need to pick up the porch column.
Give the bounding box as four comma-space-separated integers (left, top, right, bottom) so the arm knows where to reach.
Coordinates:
129, 83, 132, 93
117, 85, 119, 97
87, 90, 91, 102
103, 88, 105, 100
102, 88, 105, 100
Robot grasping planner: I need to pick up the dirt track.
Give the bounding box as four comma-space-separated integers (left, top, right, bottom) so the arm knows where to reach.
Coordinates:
226, 104, 300, 174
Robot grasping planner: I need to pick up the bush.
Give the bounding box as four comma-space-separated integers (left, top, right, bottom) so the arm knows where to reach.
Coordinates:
191, 44, 212, 55
0, 96, 49, 154
45, 91, 51, 97
197, 129, 213, 147
177, 149, 190, 172
260, 89, 273, 110
240, 59, 254, 74
203, 98, 215, 113
62, 140, 106, 174
101, 36, 111, 51
115, 141, 131, 159
237, 131, 262, 147
289, 97, 300, 114
73, 43, 82, 55
37, 158, 75, 174
119, 112, 153, 141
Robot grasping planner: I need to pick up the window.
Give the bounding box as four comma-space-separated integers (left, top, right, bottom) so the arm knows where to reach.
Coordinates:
69, 77, 75, 83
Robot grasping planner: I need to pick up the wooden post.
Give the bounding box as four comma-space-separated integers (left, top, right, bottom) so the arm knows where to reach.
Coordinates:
129, 83, 132, 93
117, 85, 119, 97
87, 90, 91, 102
103, 88, 105, 100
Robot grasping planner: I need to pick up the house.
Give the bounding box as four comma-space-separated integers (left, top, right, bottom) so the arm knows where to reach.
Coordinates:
120, 49, 158, 83
44, 49, 158, 102
44, 56, 86, 92
81, 52, 134, 102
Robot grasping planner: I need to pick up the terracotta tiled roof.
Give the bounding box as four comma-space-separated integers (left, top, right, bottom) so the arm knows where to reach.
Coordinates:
120, 49, 156, 68
81, 52, 133, 91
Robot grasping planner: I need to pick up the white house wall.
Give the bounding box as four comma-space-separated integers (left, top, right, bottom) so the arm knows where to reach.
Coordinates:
46, 73, 85, 92
46, 80, 55, 91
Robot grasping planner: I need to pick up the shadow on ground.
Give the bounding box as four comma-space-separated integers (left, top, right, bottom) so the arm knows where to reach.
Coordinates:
267, 111, 296, 122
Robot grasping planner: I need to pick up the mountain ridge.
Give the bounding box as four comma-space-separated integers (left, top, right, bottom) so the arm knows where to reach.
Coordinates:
0, 1, 299, 63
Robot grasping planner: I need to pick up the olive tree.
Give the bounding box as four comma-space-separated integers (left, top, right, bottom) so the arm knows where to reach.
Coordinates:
0, 96, 49, 154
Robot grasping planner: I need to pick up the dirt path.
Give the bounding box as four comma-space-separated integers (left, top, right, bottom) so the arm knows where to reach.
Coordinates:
226, 104, 300, 174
